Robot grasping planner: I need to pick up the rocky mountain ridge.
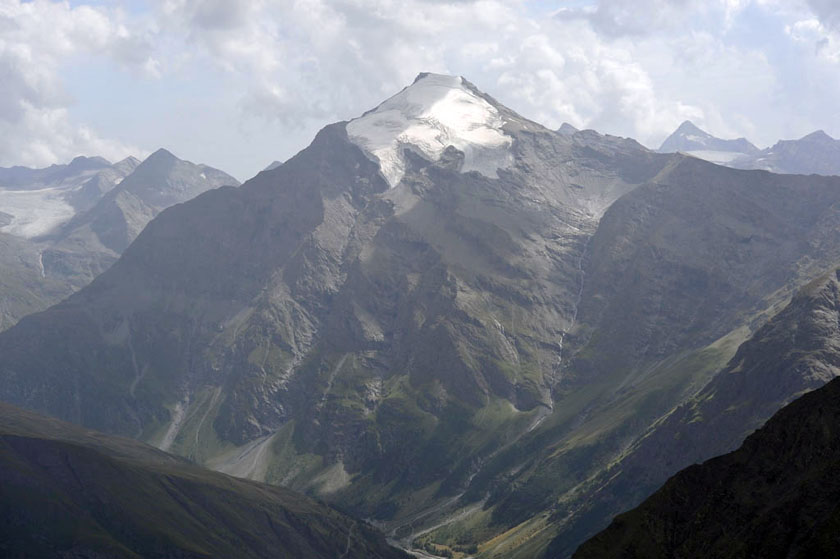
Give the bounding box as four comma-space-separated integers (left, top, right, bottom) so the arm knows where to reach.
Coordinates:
2, 74, 840, 559
658, 120, 840, 176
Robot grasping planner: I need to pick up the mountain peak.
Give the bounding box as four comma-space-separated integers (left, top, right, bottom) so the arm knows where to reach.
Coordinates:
116, 155, 141, 167
800, 129, 834, 142
66, 155, 111, 172
412, 71, 456, 84
145, 148, 178, 164
557, 122, 579, 136
69, 155, 110, 165
674, 120, 708, 136
134, 149, 182, 178
346, 72, 513, 187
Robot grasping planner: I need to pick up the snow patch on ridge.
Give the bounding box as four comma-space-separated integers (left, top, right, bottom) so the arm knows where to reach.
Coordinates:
346, 73, 513, 187
685, 134, 708, 144
685, 150, 748, 164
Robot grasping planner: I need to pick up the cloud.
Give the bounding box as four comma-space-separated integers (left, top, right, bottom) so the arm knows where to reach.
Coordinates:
147, 0, 709, 148
554, 0, 702, 37
787, 18, 840, 63
487, 29, 702, 141
0, 105, 139, 167
153, 0, 480, 124
0, 0, 151, 167
806, 0, 840, 30
553, 0, 750, 38
783, 1, 840, 65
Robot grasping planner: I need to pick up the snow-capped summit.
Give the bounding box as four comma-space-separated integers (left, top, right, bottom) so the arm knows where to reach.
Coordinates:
659, 120, 758, 155
663, 120, 713, 147
346, 73, 514, 188
658, 120, 759, 165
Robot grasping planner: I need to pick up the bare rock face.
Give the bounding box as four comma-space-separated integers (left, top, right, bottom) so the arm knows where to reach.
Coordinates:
568, 158, 840, 383
45, 148, 240, 286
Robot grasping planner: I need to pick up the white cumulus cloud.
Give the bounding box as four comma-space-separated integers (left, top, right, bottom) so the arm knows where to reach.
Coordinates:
0, 0, 154, 167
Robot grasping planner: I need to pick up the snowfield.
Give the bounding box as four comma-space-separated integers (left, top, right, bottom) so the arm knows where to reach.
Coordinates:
0, 186, 76, 238
346, 73, 513, 187
685, 150, 749, 165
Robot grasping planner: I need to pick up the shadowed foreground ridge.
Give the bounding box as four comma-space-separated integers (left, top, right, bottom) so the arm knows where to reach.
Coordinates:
574, 338, 840, 557
0, 402, 406, 559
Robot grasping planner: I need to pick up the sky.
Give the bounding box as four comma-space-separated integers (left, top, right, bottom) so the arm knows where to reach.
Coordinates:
1, 0, 840, 181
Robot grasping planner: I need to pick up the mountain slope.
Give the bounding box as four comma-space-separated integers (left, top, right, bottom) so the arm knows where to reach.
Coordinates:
544, 268, 840, 557
0, 233, 73, 331
557, 123, 579, 136
0, 401, 406, 559
425, 160, 840, 559
573, 296, 840, 557
0, 155, 111, 190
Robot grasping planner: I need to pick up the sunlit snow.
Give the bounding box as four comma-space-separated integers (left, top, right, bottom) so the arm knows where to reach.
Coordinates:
346, 73, 513, 187
685, 150, 748, 164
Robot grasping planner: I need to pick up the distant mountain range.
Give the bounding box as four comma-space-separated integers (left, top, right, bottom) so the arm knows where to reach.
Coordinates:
658, 120, 840, 175
0, 155, 138, 239
0, 151, 238, 329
